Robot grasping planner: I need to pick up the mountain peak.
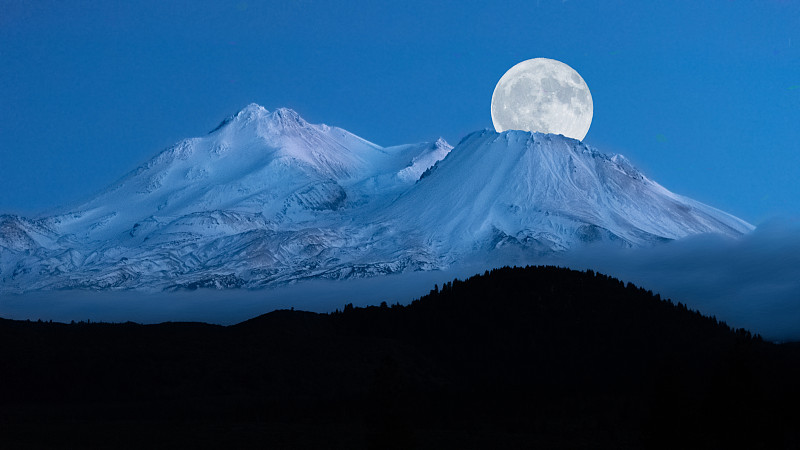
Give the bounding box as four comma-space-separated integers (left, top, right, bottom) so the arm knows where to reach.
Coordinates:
268, 107, 309, 131
208, 104, 314, 137
238, 103, 267, 116
271, 107, 301, 119
232, 103, 270, 126
208, 103, 268, 134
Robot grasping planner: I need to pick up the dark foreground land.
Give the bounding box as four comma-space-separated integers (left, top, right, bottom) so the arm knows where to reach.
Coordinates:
2, 266, 799, 449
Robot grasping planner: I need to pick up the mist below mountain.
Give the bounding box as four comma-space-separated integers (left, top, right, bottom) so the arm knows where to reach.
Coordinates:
3, 218, 798, 341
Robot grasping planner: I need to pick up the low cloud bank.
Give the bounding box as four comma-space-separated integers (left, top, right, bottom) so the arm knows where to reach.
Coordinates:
547, 218, 800, 342
2, 218, 799, 341
0, 266, 473, 326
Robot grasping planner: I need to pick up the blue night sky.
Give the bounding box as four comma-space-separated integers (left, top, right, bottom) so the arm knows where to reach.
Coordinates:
1, 0, 798, 224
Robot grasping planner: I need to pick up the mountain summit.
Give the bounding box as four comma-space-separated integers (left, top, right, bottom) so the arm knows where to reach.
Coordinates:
389, 130, 751, 254
0, 104, 751, 292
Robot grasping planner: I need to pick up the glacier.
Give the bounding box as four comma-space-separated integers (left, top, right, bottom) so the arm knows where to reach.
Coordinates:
0, 103, 753, 293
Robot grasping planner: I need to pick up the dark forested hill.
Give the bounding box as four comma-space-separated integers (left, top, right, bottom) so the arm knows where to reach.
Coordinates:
1, 266, 798, 449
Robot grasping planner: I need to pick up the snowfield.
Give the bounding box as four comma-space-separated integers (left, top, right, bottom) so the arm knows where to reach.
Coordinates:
0, 104, 752, 293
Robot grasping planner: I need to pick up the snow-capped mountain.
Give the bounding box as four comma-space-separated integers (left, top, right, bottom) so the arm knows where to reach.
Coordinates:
0, 104, 752, 292
388, 130, 751, 254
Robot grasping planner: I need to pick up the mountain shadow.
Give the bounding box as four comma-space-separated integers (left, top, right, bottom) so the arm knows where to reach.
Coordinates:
1, 266, 799, 449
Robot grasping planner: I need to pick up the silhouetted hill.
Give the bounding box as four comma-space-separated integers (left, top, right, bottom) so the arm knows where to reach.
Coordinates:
1, 266, 798, 449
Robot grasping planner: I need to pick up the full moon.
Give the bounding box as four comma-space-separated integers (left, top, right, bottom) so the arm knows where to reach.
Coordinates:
491, 58, 593, 141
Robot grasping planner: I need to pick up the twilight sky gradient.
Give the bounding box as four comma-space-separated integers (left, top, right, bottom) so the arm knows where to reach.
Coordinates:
1, 0, 798, 224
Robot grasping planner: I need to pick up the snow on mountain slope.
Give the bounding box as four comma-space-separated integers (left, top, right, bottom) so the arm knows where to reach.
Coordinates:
0, 215, 57, 253
52, 105, 384, 241
1, 105, 453, 291
0, 104, 752, 293
387, 130, 752, 257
